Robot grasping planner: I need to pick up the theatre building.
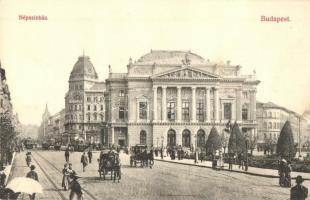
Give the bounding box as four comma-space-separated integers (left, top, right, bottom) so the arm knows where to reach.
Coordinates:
102, 50, 260, 149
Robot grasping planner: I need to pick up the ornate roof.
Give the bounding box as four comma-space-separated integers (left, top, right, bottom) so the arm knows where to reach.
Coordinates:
69, 56, 98, 80
136, 50, 207, 65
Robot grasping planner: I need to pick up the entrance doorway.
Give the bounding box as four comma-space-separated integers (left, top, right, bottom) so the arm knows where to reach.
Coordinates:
167, 129, 176, 147
118, 139, 125, 147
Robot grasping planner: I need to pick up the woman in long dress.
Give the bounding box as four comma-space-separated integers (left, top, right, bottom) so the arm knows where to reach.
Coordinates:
62, 163, 70, 191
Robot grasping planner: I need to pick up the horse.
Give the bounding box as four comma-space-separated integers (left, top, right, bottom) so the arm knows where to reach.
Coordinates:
98, 152, 121, 183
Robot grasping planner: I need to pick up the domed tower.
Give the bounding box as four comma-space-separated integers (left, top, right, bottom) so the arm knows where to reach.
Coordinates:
64, 55, 105, 145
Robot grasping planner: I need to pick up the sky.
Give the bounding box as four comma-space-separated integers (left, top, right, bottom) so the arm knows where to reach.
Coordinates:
0, 0, 310, 125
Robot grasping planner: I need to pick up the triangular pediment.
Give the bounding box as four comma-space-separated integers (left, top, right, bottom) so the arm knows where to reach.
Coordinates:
152, 66, 220, 79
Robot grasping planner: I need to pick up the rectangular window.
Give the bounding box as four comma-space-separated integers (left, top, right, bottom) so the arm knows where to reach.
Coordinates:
139, 102, 147, 120
119, 106, 125, 119
74, 105, 77, 111
87, 97, 91, 102
182, 102, 190, 121
167, 102, 176, 121
101, 105, 104, 111
79, 105, 82, 111
119, 90, 125, 97
87, 105, 90, 111
94, 105, 97, 111
94, 97, 98, 102
224, 103, 232, 120
197, 102, 204, 122
242, 108, 248, 120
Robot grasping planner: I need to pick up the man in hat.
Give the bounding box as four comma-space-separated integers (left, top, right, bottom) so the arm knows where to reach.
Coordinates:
26, 165, 38, 200
65, 148, 70, 163
80, 152, 88, 172
291, 175, 308, 200
26, 152, 32, 167
69, 174, 83, 200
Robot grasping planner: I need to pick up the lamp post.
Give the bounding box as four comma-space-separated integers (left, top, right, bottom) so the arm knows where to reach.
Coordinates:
245, 133, 249, 171
194, 135, 198, 163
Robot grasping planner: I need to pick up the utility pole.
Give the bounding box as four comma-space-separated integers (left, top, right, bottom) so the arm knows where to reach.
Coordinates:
298, 116, 301, 158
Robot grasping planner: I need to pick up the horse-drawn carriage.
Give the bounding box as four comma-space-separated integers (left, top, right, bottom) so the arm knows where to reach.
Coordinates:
130, 145, 154, 168
98, 150, 121, 182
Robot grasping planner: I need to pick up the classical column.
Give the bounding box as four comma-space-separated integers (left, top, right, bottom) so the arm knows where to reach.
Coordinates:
250, 90, 257, 121
111, 127, 115, 145
136, 100, 139, 122
177, 86, 182, 122
162, 86, 167, 122
236, 89, 242, 123
214, 87, 220, 122
153, 86, 158, 122
191, 86, 197, 122
205, 87, 211, 122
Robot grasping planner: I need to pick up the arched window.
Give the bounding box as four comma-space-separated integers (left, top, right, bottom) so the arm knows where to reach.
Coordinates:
182, 129, 191, 148
87, 113, 90, 121
167, 129, 176, 147
93, 113, 97, 121
197, 129, 205, 148
269, 112, 272, 118
100, 114, 104, 121
268, 122, 272, 129
242, 104, 248, 120
140, 130, 147, 145
273, 122, 276, 129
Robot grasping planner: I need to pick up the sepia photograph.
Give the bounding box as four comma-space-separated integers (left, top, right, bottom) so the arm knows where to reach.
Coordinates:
0, 0, 310, 199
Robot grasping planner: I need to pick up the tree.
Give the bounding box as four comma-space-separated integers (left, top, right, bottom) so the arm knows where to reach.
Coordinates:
228, 122, 246, 154
206, 127, 222, 154
0, 111, 16, 164
276, 120, 296, 160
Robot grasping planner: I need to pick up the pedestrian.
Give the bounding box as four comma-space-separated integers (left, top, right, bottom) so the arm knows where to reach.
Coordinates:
25, 152, 32, 167
87, 149, 92, 164
278, 159, 287, 186
68, 163, 76, 176
285, 161, 292, 187
228, 154, 233, 171
160, 148, 163, 160
26, 165, 38, 200
80, 152, 88, 172
238, 153, 244, 170
200, 152, 204, 163
290, 175, 308, 200
62, 163, 70, 191
65, 148, 70, 162
68, 174, 83, 200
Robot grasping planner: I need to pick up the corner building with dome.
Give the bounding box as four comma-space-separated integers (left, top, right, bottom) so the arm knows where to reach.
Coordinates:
102, 50, 260, 149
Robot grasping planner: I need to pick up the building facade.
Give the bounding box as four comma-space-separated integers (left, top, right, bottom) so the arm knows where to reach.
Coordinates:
0, 60, 19, 162
256, 101, 305, 147
102, 50, 260, 149
64, 56, 105, 145
0, 61, 13, 116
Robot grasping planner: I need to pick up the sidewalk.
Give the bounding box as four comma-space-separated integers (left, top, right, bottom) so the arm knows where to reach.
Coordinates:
3, 152, 16, 185
154, 155, 310, 180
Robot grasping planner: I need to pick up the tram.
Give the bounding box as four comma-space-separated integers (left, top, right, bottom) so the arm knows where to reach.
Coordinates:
23, 138, 38, 149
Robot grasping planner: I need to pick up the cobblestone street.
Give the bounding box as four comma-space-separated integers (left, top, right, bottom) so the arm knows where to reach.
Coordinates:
8, 150, 305, 200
